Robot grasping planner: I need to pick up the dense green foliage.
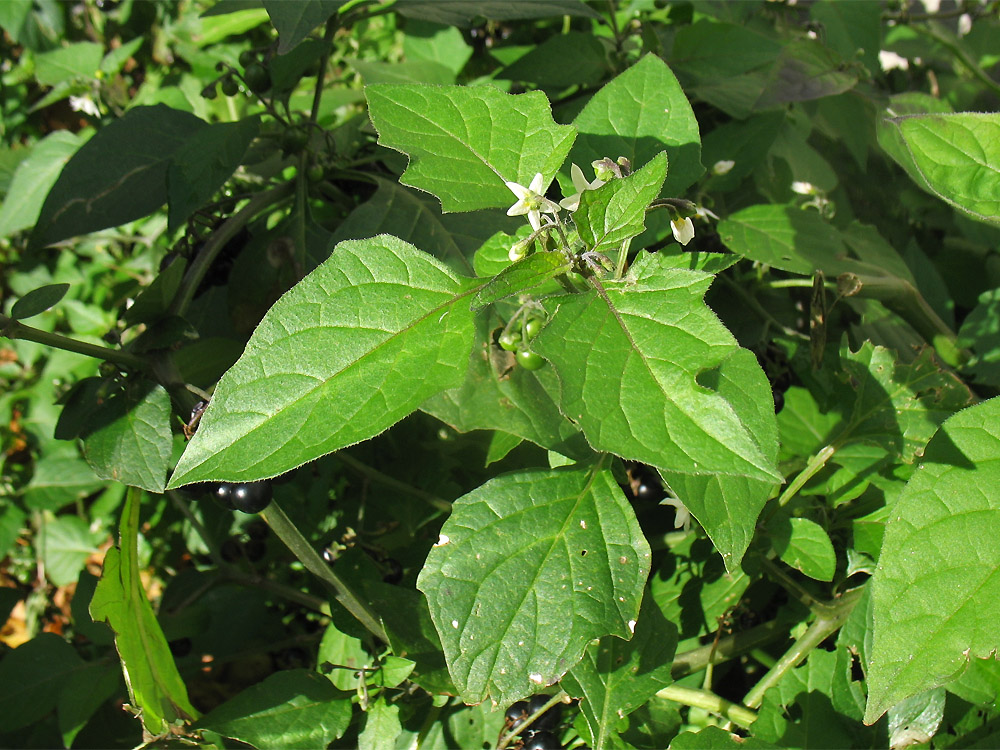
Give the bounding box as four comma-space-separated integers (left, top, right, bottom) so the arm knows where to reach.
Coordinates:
2, 1, 1000, 748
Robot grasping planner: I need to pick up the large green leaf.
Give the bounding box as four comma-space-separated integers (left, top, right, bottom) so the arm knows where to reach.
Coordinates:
575, 153, 667, 257
90, 487, 198, 735
31, 105, 207, 248
82, 382, 173, 493
167, 236, 477, 487
561, 595, 678, 750
883, 112, 1000, 225
40, 515, 102, 587
569, 54, 703, 197
0, 131, 85, 238
262, 0, 342, 54
532, 252, 780, 482
359, 698, 402, 750
0, 633, 82, 733
470, 251, 570, 311
365, 83, 576, 213
198, 670, 351, 748
865, 397, 1000, 723
417, 464, 650, 706
167, 116, 260, 232
660, 348, 780, 572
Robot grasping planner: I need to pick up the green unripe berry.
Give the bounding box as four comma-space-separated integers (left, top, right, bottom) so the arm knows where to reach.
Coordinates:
516, 348, 544, 371
524, 317, 543, 340
498, 331, 520, 352
239, 50, 256, 68
281, 127, 310, 154
306, 164, 325, 183
221, 76, 240, 96
243, 62, 271, 94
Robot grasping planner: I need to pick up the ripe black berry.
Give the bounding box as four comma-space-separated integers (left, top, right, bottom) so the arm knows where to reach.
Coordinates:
527, 694, 561, 730
505, 700, 529, 734
522, 730, 561, 750
229, 482, 273, 514
213, 483, 235, 509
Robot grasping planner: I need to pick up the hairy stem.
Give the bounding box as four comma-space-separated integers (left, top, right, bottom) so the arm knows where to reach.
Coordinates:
0, 316, 148, 370
743, 586, 864, 709
260, 500, 386, 642
657, 685, 757, 730
671, 618, 789, 680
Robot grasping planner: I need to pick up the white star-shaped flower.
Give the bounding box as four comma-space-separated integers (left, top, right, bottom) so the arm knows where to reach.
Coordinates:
661, 495, 692, 531
559, 163, 606, 211
671, 216, 695, 246
505, 173, 561, 231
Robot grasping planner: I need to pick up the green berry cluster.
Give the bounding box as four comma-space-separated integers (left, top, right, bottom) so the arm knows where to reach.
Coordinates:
498, 313, 546, 370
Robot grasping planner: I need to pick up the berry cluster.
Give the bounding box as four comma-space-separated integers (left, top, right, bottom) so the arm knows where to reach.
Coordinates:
503, 694, 563, 749
211, 481, 273, 514
498, 311, 546, 371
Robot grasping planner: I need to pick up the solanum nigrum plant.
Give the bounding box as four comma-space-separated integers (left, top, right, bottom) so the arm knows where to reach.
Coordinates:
2, 1, 1000, 749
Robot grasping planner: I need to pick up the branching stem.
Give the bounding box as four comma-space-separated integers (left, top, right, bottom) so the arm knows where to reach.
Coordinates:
0, 316, 148, 370
656, 685, 757, 730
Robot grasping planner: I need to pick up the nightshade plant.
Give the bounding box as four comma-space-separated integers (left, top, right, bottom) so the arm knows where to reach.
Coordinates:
2, 1, 1000, 748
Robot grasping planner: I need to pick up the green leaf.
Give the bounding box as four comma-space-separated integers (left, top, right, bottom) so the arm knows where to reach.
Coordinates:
40, 515, 101, 587
561, 594, 678, 750
99, 36, 144, 76
262, 0, 342, 54
91, 487, 199, 735
958, 287, 1000, 388
22, 454, 103, 511
81, 382, 173, 494
403, 21, 472, 77
9, 282, 69, 320
569, 54, 703, 197
0, 633, 83, 733
34, 41, 102, 85
809, 0, 882, 76
865, 397, 1000, 723
330, 177, 519, 275
660, 349, 780, 572
498, 31, 609, 89
421, 317, 590, 459
768, 515, 837, 582
717, 204, 849, 276
885, 112, 1000, 225
365, 83, 576, 213
0, 504, 26, 559
831, 342, 972, 462
417, 464, 650, 706
471, 251, 570, 312
393, 0, 602, 25
670, 725, 778, 749
359, 698, 402, 750
318, 622, 370, 691
575, 153, 667, 257
167, 236, 477, 487
755, 40, 858, 109
757, 648, 877, 747
888, 688, 945, 748
32, 105, 207, 248
532, 252, 780, 482
167, 116, 260, 232
198, 669, 352, 747
57, 659, 120, 748
0, 131, 85, 238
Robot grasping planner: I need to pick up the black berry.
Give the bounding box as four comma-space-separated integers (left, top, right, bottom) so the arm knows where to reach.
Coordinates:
527, 694, 561, 730
229, 481, 273, 514
522, 730, 561, 750
505, 700, 529, 734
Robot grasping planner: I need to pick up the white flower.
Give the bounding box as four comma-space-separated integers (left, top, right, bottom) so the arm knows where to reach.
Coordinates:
69, 95, 100, 117
958, 13, 972, 36
791, 180, 817, 195
712, 160, 735, 176
559, 163, 605, 211
661, 495, 691, 531
694, 206, 719, 222
671, 216, 695, 246
879, 50, 909, 71
505, 173, 561, 231
508, 238, 531, 262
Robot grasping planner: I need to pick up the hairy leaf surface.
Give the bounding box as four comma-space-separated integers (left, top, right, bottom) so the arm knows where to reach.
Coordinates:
366, 83, 576, 213
418, 464, 650, 706
168, 236, 477, 487
866, 398, 1000, 723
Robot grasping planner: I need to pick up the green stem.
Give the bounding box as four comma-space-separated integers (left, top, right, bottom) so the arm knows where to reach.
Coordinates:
743, 586, 864, 709
670, 618, 789, 680
614, 236, 632, 279
719, 275, 809, 342
310, 17, 338, 124
0, 316, 148, 370
260, 500, 386, 642
334, 452, 452, 512
169, 182, 295, 318
776, 444, 835, 508
913, 21, 1000, 98
656, 685, 757, 730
